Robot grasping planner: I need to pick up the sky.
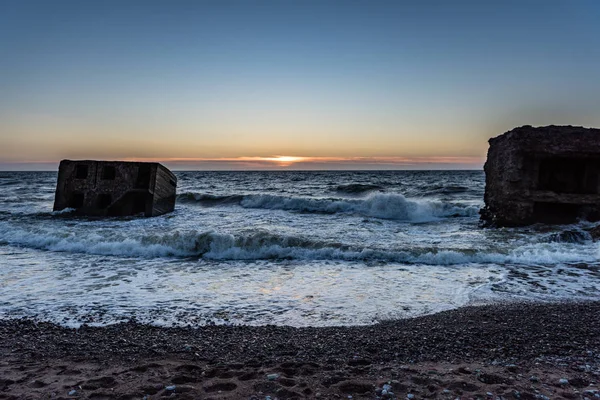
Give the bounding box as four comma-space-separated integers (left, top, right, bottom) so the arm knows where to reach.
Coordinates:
1, 0, 599, 170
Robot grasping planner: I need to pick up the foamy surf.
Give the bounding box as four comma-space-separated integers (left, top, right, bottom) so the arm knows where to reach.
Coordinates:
1, 170, 599, 328
1, 221, 598, 266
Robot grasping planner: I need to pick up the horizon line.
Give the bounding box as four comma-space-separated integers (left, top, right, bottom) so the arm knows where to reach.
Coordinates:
0, 155, 485, 171
0, 168, 485, 172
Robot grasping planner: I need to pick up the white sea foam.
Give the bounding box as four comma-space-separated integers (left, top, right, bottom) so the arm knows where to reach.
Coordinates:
1, 170, 600, 328
51, 207, 76, 215
1, 221, 598, 266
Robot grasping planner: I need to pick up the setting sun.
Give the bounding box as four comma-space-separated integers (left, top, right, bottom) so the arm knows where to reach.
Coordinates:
265, 156, 306, 166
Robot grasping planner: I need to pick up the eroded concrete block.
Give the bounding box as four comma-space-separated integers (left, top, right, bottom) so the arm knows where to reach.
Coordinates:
53, 160, 177, 217
481, 125, 600, 226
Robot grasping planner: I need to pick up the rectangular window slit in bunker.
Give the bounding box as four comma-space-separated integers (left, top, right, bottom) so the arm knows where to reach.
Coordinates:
102, 166, 116, 180
75, 165, 88, 179
68, 192, 85, 209
169, 179, 176, 187
96, 193, 112, 209
537, 158, 598, 194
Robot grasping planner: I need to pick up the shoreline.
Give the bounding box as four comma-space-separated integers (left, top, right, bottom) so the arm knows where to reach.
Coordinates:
1, 301, 599, 399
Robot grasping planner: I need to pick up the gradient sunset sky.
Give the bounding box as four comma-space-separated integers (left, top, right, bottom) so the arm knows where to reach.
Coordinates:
1, 0, 599, 170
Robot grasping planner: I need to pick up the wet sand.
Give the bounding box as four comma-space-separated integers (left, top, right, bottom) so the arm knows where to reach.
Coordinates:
1, 301, 599, 399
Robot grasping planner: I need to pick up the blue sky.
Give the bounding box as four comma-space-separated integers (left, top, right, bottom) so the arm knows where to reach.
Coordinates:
1, 0, 599, 170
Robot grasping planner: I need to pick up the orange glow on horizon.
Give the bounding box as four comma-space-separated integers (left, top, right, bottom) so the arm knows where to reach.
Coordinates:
0, 154, 486, 170
114, 155, 485, 169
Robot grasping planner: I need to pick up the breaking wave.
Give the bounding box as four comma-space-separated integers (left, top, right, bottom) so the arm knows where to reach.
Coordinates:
1, 223, 598, 265
178, 192, 479, 222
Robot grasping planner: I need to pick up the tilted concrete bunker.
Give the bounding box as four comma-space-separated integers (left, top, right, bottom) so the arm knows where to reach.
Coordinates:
53, 160, 177, 217
481, 125, 600, 226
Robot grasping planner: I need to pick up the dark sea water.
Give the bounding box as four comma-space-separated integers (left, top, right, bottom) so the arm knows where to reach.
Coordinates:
0, 171, 599, 327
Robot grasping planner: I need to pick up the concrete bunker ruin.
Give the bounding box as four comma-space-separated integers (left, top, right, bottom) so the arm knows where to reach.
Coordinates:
481, 125, 600, 226
53, 160, 177, 217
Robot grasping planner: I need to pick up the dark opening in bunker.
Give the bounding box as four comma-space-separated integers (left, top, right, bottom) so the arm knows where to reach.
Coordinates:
136, 165, 151, 188
68, 192, 85, 209
101, 166, 116, 180
96, 193, 112, 209
537, 158, 599, 194
532, 202, 583, 224
75, 165, 88, 179
132, 193, 148, 214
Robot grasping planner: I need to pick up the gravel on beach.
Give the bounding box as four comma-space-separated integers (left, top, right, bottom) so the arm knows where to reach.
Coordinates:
1, 301, 599, 399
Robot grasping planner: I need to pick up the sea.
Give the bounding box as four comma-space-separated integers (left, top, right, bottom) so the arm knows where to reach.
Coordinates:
0, 170, 599, 327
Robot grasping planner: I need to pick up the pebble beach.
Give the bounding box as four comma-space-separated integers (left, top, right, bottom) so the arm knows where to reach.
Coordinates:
1, 301, 599, 399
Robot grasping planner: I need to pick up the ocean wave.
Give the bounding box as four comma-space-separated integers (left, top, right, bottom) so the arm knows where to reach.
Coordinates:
178, 192, 479, 222
334, 183, 384, 195
1, 223, 598, 265
1, 195, 52, 203
546, 229, 592, 244
51, 207, 76, 215
402, 184, 483, 199
177, 193, 244, 206
0, 180, 22, 186
426, 184, 472, 194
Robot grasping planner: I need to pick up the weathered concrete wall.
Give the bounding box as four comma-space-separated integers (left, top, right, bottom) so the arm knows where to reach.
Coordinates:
152, 164, 178, 216
481, 125, 600, 226
53, 160, 177, 217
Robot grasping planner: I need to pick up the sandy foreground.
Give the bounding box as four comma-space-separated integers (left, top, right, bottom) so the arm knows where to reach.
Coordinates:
1, 302, 599, 399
